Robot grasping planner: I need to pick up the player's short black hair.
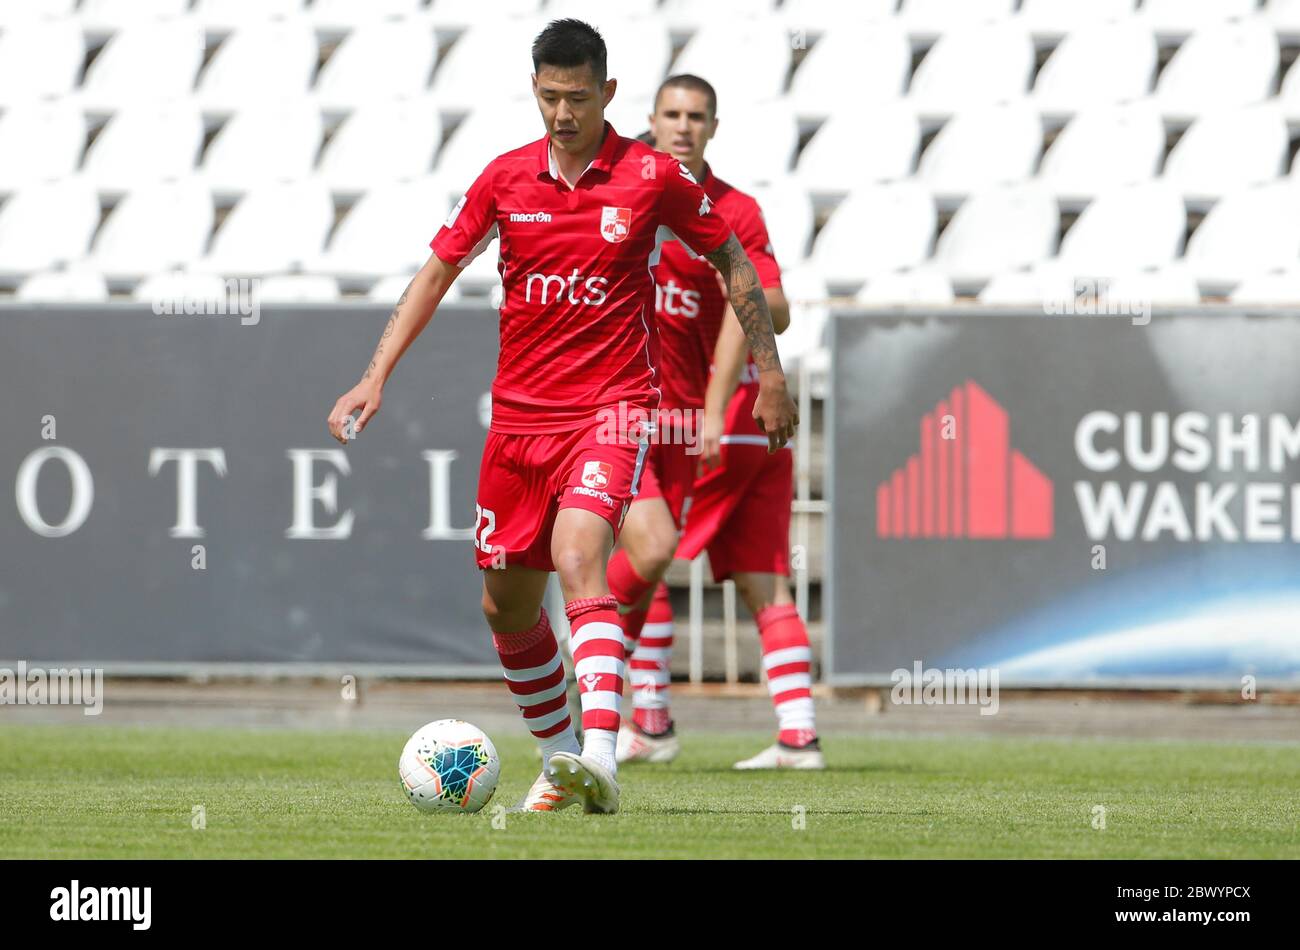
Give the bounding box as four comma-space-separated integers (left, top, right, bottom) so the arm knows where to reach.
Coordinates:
654, 74, 718, 118
532, 18, 607, 86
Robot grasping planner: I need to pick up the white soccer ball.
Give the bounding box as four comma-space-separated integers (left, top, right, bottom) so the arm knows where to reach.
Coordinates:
398, 719, 501, 814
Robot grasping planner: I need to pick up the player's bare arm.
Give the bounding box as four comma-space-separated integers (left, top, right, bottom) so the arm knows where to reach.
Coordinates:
703, 234, 798, 451
700, 286, 787, 465
326, 252, 461, 445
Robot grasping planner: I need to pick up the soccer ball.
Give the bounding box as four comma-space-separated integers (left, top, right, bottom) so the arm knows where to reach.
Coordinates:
398, 719, 500, 814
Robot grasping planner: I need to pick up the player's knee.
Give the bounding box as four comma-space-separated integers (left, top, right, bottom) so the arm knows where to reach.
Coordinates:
552, 544, 600, 587
733, 572, 775, 614
640, 524, 678, 575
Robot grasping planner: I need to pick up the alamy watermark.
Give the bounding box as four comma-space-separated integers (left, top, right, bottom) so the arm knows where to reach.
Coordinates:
151, 277, 261, 326
0, 661, 103, 716
1044, 277, 1151, 327
595, 402, 702, 454
890, 661, 999, 716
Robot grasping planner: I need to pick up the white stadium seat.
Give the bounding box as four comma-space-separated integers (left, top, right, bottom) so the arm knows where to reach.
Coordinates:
810, 181, 936, 292
781, 0, 899, 34
133, 270, 231, 305
0, 19, 84, 106
703, 99, 799, 189
0, 179, 101, 281
978, 264, 1077, 307
1268, 0, 1300, 43
370, 271, 464, 305
932, 182, 1059, 289
196, 20, 319, 112
0, 0, 77, 24
786, 19, 910, 120
1229, 269, 1300, 304
16, 270, 110, 303
671, 18, 792, 110
200, 101, 322, 197
1141, 0, 1261, 38
547, 0, 661, 19
431, 20, 548, 115
774, 262, 831, 367
1154, 19, 1278, 122
1017, 0, 1138, 40
1037, 101, 1164, 206
203, 180, 335, 276
1163, 103, 1288, 206
907, 21, 1035, 119
855, 268, 956, 306
1183, 181, 1300, 291
313, 19, 439, 111
1057, 182, 1187, 277
436, 99, 545, 190
81, 101, 204, 195
86, 181, 214, 281
312, 177, 457, 281
898, 0, 1015, 41
604, 95, 653, 139
747, 179, 816, 267
0, 100, 85, 196
193, 0, 308, 32
1102, 266, 1202, 307
256, 275, 341, 303
551, 14, 671, 106
427, 0, 545, 30
916, 102, 1042, 204
318, 100, 443, 196
1031, 20, 1156, 118
660, 0, 780, 29
1273, 56, 1300, 118
79, 0, 191, 29
795, 102, 919, 196
78, 19, 205, 112
312, 0, 426, 31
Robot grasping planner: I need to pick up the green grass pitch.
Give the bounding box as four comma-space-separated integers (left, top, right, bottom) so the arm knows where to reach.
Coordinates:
2, 725, 1298, 859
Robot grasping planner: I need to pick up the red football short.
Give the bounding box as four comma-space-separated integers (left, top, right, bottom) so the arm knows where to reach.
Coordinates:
676, 386, 793, 581
633, 414, 701, 528
473, 419, 650, 571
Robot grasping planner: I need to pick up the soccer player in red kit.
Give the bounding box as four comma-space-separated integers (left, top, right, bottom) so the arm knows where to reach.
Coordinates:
326, 21, 798, 812
614, 75, 824, 770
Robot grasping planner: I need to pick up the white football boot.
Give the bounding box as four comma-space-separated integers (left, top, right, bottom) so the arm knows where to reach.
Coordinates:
510, 770, 579, 813
545, 751, 621, 814
733, 741, 826, 770
616, 720, 680, 763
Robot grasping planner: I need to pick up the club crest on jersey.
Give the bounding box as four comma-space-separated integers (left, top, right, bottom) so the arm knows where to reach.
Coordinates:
600, 206, 632, 244
581, 460, 612, 489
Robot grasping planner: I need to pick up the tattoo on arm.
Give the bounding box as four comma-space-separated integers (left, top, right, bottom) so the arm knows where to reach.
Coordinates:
362, 282, 410, 381
704, 234, 781, 374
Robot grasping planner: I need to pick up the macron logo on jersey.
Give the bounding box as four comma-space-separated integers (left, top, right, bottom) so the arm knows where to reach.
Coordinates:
509, 211, 552, 223
698, 195, 712, 216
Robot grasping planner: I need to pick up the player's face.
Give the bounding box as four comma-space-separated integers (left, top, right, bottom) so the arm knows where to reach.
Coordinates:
649, 87, 718, 169
533, 63, 617, 156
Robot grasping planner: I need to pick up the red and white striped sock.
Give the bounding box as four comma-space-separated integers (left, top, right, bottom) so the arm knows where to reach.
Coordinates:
756, 603, 817, 747
492, 608, 580, 769
631, 582, 674, 735
566, 595, 625, 774
606, 548, 654, 653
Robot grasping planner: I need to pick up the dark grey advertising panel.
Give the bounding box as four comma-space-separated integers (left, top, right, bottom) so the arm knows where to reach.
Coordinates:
0, 304, 501, 672
830, 310, 1300, 687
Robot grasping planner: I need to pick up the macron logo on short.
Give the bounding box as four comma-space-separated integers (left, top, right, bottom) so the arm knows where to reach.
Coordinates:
877, 380, 1053, 540
509, 212, 552, 223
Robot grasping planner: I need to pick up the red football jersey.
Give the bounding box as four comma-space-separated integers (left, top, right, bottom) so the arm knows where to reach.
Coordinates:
650, 164, 782, 411
430, 122, 733, 434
